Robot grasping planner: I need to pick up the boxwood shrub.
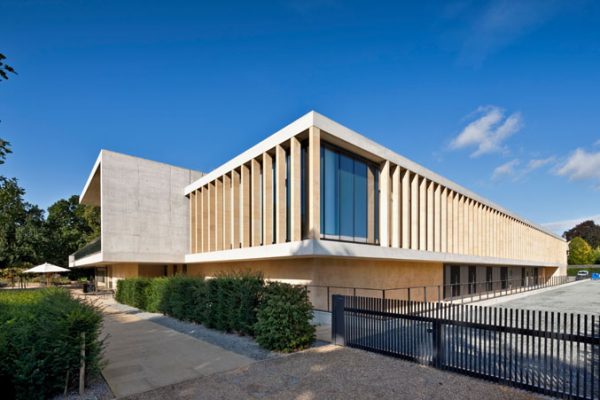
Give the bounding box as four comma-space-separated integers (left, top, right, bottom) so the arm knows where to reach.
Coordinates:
0, 288, 103, 400
254, 282, 315, 352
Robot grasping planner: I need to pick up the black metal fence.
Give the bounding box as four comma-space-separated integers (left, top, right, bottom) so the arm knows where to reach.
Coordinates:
308, 275, 575, 312
332, 295, 600, 400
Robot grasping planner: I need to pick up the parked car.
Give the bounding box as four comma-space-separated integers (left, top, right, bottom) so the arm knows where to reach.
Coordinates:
576, 270, 590, 280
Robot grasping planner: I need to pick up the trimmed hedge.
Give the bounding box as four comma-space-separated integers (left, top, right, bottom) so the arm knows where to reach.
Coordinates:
115, 277, 151, 310
115, 273, 315, 351
255, 282, 315, 352
0, 288, 103, 400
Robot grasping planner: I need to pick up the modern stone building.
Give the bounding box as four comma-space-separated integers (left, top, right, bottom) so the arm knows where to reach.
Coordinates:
70, 111, 567, 307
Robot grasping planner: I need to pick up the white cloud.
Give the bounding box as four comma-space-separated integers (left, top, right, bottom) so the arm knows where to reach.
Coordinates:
526, 157, 555, 171
492, 156, 556, 182
450, 106, 523, 157
542, 215, 600, 236
492, 159, 519, 180
556, 148, 600, 183
453, 1, 568, 65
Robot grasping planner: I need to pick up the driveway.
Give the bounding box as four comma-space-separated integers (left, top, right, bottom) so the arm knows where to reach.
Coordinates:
497, 280, 600, 315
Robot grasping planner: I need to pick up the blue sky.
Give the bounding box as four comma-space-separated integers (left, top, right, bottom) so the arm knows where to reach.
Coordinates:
1, 0, 599, 234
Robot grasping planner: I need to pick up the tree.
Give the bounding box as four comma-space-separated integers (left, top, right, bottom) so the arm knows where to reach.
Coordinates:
45, 195, 100, 267
568, 237, 593, 265
0, 53, 17, 81
0, 177, 47, 268
0, 138, 10, 165
0, 53, 17, 164
591, 247, 600, 265
564, 220, 600, 249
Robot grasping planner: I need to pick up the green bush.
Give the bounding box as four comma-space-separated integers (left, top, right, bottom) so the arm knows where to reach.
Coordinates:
204, 272, 263, 335
162, 275, 206, 322
145, 277, 169, 313
114, 273, 314, 353
0, 288, 103, 400
254, 282, 315, 352
115, 277, 151, 309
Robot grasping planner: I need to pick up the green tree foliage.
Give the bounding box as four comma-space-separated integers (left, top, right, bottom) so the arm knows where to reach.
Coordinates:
0, 53, 17, 82
45, 195, 100, 267
0, 138, 10, 165
564, 220, 600, 249
591, 247, 600, 265
0, 179, 100, 270
0, 52, 16, 165
0, 177, 47, 268
568, 237, 593, 265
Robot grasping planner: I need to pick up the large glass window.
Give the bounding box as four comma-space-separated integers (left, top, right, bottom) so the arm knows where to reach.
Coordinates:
320, 144, 378, 243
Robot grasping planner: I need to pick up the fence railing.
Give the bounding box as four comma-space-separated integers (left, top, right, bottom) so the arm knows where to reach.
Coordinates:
72, 237, 101, 261
332, 295, 600, 400
308, 275, 576, 312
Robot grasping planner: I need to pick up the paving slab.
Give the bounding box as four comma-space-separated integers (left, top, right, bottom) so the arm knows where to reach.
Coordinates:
100, 304, 255, 398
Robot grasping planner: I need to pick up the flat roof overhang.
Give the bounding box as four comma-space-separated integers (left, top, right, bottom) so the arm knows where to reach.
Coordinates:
184, 239, 565, 269
183, 111, 563, 242
69, 251, 186, 268
80, 152, 102, 206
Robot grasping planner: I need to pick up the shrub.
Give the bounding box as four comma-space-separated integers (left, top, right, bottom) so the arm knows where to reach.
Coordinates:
254, 282, 315, 352
114, 273, 314, 353
115, 277, 151, 309
162, 275, 206, 322
0, 288, 103, 400
145, 277, 169, 313
204, 272, 263, 335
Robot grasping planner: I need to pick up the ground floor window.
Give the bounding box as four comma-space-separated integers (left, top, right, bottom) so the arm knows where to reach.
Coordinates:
444, 264, 546, 299
95, 267, 107, 285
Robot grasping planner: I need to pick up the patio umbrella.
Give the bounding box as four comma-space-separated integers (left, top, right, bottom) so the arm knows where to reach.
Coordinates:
24, 263, 69, 286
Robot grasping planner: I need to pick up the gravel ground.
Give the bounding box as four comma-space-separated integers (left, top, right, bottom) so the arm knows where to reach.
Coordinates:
105, 301, 278, 361
122, 345, 543, 400
50, 376, 113, 400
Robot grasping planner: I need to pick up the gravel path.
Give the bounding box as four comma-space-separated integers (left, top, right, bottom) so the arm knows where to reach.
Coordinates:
122, 345, 543, 400
105, 301, 277, 361
50, 376, 113, 400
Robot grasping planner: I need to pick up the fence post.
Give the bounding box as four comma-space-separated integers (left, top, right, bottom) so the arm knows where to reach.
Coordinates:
432, 317, 443, 368
79, 332, 85, 395
332, 295, 345, 346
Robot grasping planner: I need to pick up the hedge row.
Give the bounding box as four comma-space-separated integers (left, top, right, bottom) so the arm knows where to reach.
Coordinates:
0, 288, 103, 400
116, 273, 315, 352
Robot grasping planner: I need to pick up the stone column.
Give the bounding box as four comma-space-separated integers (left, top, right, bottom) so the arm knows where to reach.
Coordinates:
262, 152, 273, 245
308, 126, 320, 239
275, 145, 287, 244
379, 160, 390, 247
289, 137, 301, 242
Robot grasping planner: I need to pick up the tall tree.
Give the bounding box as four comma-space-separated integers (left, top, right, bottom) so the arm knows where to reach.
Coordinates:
45, 195, 100, 267
563, 220, 600, 249
0, 177, 47, 268
0, 52, 16, 165
568, 237, 593, 265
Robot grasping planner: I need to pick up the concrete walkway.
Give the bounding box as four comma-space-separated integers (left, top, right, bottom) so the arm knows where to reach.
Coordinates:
98, 299, 255, 398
